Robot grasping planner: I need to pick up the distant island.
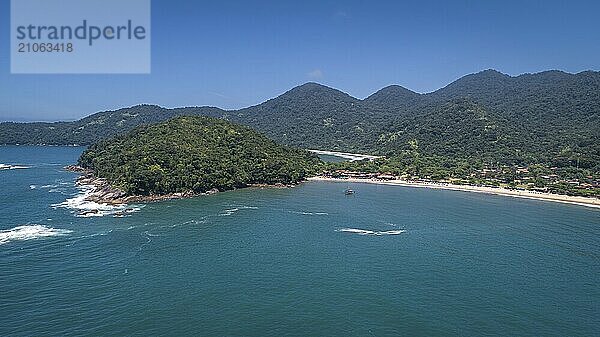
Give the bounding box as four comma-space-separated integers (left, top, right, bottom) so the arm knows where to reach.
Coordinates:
72, 116, 321, 204
2, 69, 599, 198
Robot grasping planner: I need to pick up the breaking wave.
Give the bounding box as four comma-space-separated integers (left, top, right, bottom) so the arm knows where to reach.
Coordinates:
52, 184, 142, 217
0, 164, 29, 170
0, 225, 72, 245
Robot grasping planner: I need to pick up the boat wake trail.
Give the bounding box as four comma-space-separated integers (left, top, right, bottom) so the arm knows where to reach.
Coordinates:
219, 206, 259, 216
288, 210, 329, 216
0, 225, 72, 245
336, 228, 406, 236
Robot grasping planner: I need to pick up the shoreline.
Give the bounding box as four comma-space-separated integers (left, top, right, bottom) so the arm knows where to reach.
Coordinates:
64, 165, 599, 210
308, 176, 600, 209
66, 165, 219, 206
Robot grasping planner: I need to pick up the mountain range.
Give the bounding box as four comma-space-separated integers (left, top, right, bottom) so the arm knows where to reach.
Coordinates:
1, 69, 599, 169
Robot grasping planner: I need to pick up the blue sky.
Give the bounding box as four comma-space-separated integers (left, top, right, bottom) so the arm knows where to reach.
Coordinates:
1, 0, 599, 121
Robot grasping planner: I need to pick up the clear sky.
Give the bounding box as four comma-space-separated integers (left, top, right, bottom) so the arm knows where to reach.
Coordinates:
1, 0, 599, 121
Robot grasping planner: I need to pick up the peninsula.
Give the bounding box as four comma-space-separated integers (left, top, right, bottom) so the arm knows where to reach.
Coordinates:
74, 116, 321, 203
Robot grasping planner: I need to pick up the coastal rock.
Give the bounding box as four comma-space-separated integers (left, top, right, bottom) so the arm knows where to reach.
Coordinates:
64, 165, 90, 173
69, 170, 128, 205
206, 188, 220, 195
66, 166, 298, 206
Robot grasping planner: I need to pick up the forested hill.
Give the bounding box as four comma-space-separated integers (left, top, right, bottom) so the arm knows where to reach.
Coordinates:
78, 116, 320, 196
2, 69, 599, 169
0, 105, 224, 146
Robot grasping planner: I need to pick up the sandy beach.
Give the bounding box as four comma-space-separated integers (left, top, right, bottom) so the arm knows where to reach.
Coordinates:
307, 150, 382, 161
308, 176, 600, 209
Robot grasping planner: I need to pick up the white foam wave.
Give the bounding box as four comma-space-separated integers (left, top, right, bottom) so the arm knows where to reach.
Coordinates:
52, 184, 143, 217
78, 230, 113, 238
0, 225, 72, 245
219, 206, 258, 216
169, 218, 207, 228
0, 164, 29, 170
336, 228, 406, 236
31, 180, 73, 194
289, 211, 329, 216
219, 208, 239, 216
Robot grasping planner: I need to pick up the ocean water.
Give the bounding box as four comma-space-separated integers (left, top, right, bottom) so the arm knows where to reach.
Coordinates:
1, 146, 599, 336
317, 154, 348, 163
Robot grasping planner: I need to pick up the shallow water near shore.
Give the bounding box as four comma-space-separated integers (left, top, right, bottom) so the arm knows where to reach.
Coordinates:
1, 146, 599, 336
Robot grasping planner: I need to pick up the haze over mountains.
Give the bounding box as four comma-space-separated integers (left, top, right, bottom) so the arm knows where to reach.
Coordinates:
1, 69, 599, 169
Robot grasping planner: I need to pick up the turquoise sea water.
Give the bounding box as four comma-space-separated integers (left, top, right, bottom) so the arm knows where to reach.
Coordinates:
1, 146, 599, 336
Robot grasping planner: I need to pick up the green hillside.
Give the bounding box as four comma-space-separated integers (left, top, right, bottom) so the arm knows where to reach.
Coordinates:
78, 116, 320, 196
2, 69, 599, 171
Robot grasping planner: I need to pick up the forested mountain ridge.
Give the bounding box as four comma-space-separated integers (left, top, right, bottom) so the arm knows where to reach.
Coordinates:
230, 83, 369, 149
0, 105, 224, 145
427, 70, 600, 168
2, 69, 599, 170
363, 85, 423, 109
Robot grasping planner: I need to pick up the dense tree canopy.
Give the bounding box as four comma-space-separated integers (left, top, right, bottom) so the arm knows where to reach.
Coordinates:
78, 116, 321, 196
